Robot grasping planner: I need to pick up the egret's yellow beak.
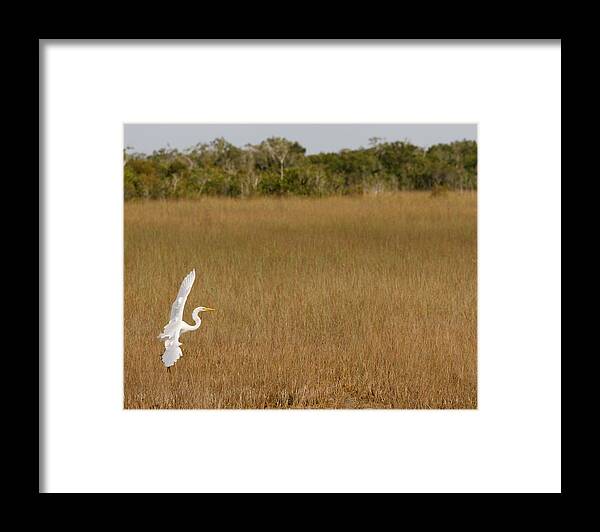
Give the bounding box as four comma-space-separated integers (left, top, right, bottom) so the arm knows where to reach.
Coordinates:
203, 307, 216, 312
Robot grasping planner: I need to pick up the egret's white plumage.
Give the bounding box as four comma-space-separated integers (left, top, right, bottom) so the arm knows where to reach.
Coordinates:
158, 269, 214, 369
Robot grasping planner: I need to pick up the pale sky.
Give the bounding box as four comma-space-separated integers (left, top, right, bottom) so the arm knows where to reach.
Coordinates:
124, 124, 477, 155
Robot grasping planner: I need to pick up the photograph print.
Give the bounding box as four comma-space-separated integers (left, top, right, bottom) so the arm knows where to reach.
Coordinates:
123, 123, 477, 409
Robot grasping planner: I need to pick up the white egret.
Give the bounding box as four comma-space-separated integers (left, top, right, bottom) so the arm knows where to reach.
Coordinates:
158, 269, 214, 370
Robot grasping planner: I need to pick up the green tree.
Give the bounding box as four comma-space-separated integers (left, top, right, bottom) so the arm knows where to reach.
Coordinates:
122, 136, 477, 199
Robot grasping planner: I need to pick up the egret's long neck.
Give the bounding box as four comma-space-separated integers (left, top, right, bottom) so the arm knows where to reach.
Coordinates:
182, 307, 203, 332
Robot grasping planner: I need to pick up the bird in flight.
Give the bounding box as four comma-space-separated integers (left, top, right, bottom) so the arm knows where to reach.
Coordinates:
158, 269, 214, 370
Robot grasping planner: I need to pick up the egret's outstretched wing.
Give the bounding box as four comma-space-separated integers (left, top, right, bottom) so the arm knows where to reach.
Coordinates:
161, 339, 183, 368
169, 269, 196, 322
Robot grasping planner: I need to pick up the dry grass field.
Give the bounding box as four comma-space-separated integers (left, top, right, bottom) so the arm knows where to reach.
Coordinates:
124, 192, 477, 409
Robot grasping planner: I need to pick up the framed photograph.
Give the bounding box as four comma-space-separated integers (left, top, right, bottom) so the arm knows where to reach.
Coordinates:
41, 39, 561, 492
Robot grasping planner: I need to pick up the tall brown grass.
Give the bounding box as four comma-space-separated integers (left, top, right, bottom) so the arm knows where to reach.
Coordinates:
124, 192, 477, 408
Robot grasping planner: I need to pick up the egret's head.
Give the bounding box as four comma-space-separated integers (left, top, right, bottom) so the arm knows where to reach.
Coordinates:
198, 306, 215, 312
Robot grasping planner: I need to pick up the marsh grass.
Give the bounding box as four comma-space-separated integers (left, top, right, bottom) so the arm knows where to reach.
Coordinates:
124, 192, 477, 408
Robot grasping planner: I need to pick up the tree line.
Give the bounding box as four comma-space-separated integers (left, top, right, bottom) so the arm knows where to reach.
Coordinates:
124, 137, 477, 199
